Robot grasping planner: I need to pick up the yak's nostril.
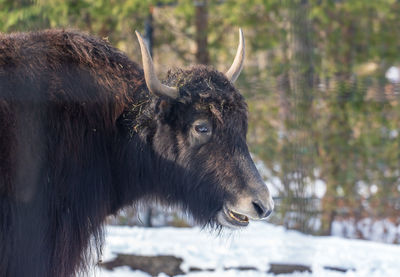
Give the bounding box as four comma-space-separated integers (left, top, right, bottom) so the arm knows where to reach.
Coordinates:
252, 200, 272, 218
252, 200, 267, 218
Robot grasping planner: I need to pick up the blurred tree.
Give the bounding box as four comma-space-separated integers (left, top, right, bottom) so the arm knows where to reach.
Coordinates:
1, 0, 400, 236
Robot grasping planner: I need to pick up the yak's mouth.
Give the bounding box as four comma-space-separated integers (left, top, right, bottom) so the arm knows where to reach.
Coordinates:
217, 206, 249, 228
228, 210, 249, 224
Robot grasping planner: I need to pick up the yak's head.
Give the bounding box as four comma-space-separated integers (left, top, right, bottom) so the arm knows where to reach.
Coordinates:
134, 30, 273, 228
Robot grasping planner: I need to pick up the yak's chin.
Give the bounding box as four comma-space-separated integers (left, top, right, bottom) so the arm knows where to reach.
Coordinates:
216, 206, 249, 228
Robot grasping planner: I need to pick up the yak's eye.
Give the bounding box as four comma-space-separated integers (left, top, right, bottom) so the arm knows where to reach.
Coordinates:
191, 119, 212, 146
195, 124, 210, 134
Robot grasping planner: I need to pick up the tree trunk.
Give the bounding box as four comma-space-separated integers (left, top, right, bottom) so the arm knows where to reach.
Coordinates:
195, 0, 209, 64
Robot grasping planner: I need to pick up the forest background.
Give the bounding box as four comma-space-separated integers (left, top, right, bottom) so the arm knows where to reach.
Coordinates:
2, 0, 400, 240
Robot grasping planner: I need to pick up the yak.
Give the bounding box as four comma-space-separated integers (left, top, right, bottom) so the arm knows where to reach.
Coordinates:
0, 28, 274, 277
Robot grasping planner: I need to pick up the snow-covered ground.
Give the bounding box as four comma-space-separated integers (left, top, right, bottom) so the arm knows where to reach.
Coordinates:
90, 222, 400, 277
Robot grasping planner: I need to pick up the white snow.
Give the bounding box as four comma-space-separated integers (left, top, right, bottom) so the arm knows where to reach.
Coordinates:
90, 222, 400, 277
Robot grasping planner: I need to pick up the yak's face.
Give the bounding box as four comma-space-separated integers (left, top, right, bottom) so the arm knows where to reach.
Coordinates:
135, 30, 273, 228
149, 67, 274, 228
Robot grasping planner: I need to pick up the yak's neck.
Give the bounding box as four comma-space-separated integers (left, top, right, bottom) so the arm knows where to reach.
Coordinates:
110, 134, 158, 212
110, 86, 158, 211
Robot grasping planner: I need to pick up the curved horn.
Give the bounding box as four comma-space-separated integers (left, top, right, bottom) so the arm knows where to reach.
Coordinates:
135, 31, 178, 99
225, 28, 245, 83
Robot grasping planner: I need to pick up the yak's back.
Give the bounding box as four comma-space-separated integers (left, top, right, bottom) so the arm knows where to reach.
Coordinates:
0, 29, 145, 106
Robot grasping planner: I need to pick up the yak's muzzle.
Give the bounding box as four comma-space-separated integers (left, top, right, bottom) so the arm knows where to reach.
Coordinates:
218, 181, 274, 228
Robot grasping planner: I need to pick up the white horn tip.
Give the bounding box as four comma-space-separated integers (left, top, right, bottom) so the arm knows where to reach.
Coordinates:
136, 29, 178, 99
135, 30, 143, 41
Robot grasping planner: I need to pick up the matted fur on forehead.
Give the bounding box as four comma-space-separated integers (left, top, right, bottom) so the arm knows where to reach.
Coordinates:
164, 65, 248, 125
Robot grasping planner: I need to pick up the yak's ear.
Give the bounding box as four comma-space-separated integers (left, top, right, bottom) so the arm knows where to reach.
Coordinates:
159, 99, 170, 113
155, 99, 172, 117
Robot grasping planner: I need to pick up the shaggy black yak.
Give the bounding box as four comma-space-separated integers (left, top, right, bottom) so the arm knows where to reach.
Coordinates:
0, 29, 273, 277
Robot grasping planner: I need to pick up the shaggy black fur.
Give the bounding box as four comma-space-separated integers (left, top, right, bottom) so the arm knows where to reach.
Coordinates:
0, 29, 251, 277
